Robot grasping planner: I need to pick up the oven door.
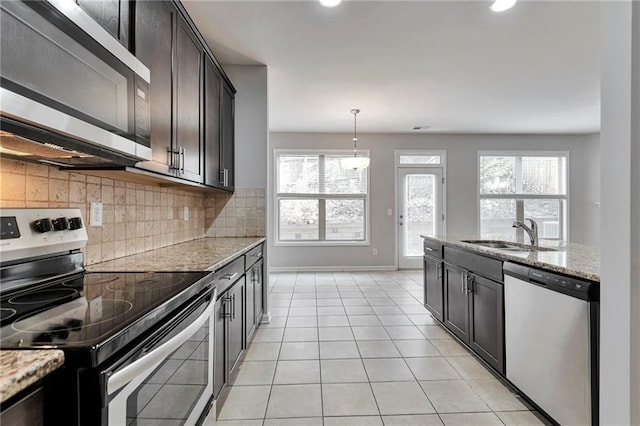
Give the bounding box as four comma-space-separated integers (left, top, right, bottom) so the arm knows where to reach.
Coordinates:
0, 0, 151, 164
103, 288, 215, 426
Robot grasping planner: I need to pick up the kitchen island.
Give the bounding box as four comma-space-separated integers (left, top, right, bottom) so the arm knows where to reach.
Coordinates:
421, 234, 599, 426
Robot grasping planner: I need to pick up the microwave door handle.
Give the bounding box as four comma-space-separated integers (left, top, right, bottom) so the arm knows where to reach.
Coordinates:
106, 295, 213, 395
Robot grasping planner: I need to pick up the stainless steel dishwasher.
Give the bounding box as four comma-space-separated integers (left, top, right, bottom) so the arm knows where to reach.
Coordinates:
503, 262, 599, 426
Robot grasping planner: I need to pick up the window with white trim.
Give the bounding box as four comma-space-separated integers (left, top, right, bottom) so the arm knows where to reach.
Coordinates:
479, 152, 568, 241
275, 150, 369, 244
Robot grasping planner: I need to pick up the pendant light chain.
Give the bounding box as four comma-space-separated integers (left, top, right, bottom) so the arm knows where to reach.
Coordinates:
351, 108, 360, 158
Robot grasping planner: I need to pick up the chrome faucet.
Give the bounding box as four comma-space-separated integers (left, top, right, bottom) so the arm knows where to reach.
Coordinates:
512, 218, 539, 246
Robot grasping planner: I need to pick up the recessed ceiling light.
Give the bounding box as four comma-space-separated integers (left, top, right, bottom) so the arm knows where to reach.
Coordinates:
413, 126, 432, 131
319, 0, 342, 7
490, 0, 517, 12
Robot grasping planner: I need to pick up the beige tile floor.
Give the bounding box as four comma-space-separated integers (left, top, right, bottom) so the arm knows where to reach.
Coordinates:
215, 271, 551, 426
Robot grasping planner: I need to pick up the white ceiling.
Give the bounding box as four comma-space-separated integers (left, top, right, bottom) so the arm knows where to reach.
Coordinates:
183, 0, 601, 134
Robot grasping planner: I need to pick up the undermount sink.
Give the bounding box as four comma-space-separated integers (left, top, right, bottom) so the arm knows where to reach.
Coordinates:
461, 240, 557, 252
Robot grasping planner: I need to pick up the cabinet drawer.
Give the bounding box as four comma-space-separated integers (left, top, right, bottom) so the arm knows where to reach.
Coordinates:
444, 247, 503, 282
245, 243, 264, 269
423, 239, 443, 258
214, 256, 245, 295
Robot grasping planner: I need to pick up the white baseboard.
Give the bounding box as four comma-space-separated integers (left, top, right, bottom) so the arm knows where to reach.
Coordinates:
269, 265, 398, 272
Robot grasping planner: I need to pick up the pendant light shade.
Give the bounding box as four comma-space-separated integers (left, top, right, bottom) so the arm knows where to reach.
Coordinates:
341, 109, 370, 171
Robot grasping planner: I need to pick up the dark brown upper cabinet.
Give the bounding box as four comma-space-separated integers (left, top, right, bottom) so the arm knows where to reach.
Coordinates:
204, 56, 222, 188
174, 17, 204, 183
77, 0, 130, 48
133, 0, 235, 189
133, 0, 175, 172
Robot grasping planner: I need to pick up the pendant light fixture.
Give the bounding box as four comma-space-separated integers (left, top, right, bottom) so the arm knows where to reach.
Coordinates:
319, 0, 342, 7
490, 0, 517, 12
340, 109, 370, 171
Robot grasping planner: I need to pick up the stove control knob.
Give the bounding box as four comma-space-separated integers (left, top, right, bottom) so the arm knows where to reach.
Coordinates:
69, 217, 83, 230
33, 218, 53, 233
52, 217, 69, 231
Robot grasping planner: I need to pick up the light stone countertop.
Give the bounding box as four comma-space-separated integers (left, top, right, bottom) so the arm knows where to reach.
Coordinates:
87, 237, 266, 272
0, 350, 64, 403
422, 235, 600, 282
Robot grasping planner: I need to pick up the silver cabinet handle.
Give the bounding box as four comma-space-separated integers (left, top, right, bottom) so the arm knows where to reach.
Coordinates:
223, 168, 229, 187
461, 272, 466, 293
467, 275, 474, 294
436, 263, 441, 280
167, 147, 178, 171
424, 246, 434, 252
221, 272, 238, 281
223, 295, 232, 318
231, 294, 235, 320
180, 146, 185, 174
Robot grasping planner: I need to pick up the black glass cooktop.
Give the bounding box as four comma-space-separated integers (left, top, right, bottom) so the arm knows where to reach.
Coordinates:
0, 271, 212, 363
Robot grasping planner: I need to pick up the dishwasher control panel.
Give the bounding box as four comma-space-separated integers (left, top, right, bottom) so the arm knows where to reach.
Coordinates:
504, 262, 598, 301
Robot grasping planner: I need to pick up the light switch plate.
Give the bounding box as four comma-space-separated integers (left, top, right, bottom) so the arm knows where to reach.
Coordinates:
387, 209, 393, 216
90, 202, 103, 227
183, 206, 189, 221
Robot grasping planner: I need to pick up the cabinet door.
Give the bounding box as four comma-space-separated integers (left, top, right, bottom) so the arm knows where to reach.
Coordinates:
213, 297, 226, 398
245, 268, 256, 343
133, 0, 174, 173
254, 260, 264, 324
443, 264, 470, 342
469, 274, 504, 373
220, 83, 235, 191
174, 17, 203, 183
424, 256, 444, 322
204, 56, 223, 188
77, 0, 129, 48
227, 278, 244, 373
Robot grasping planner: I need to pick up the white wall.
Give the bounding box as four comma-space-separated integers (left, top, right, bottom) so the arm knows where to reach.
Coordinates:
225, 65, 268, 188
599, 2, 639, 424
578, 133, 601, 248
268, 132, 600, 269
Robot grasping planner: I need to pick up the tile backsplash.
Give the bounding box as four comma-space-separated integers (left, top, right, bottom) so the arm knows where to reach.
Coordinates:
204, 188, 266, 238
0, 157, 265, 265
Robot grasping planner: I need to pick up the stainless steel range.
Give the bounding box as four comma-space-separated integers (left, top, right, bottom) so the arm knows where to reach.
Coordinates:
0, 208, 216, 425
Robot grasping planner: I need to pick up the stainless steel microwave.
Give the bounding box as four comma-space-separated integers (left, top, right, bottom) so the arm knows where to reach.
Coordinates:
0, 0, 151, 167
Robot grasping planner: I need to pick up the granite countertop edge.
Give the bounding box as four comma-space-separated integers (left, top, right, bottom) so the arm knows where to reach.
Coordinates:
0, 350, 64, 403
421, 235, 600, 282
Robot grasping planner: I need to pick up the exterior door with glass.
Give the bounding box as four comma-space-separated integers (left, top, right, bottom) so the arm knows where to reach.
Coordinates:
398, 168, 443, 269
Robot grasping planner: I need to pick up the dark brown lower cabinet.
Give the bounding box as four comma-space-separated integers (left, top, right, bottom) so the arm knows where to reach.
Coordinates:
443, 263, 504, 373
469, 274, 504, 372
213, 276, 245, 399
423, 255, 444, 322
0, 387, 43, 426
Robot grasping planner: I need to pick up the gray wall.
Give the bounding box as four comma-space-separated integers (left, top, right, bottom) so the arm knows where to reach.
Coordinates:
268, 132, 601, 269
225, 65, 268, 188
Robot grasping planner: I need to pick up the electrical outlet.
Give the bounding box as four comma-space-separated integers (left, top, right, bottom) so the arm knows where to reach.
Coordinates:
90, 202, 103, 227
372, 248, 378, 255
183, 206, 189, 221
387, 208, 393, 216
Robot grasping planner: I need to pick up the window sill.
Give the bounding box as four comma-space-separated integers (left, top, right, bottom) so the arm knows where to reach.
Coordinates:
274, 241, 370, 247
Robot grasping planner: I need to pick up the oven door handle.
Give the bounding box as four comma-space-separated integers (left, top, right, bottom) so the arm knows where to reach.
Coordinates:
106, 293, 214, 395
